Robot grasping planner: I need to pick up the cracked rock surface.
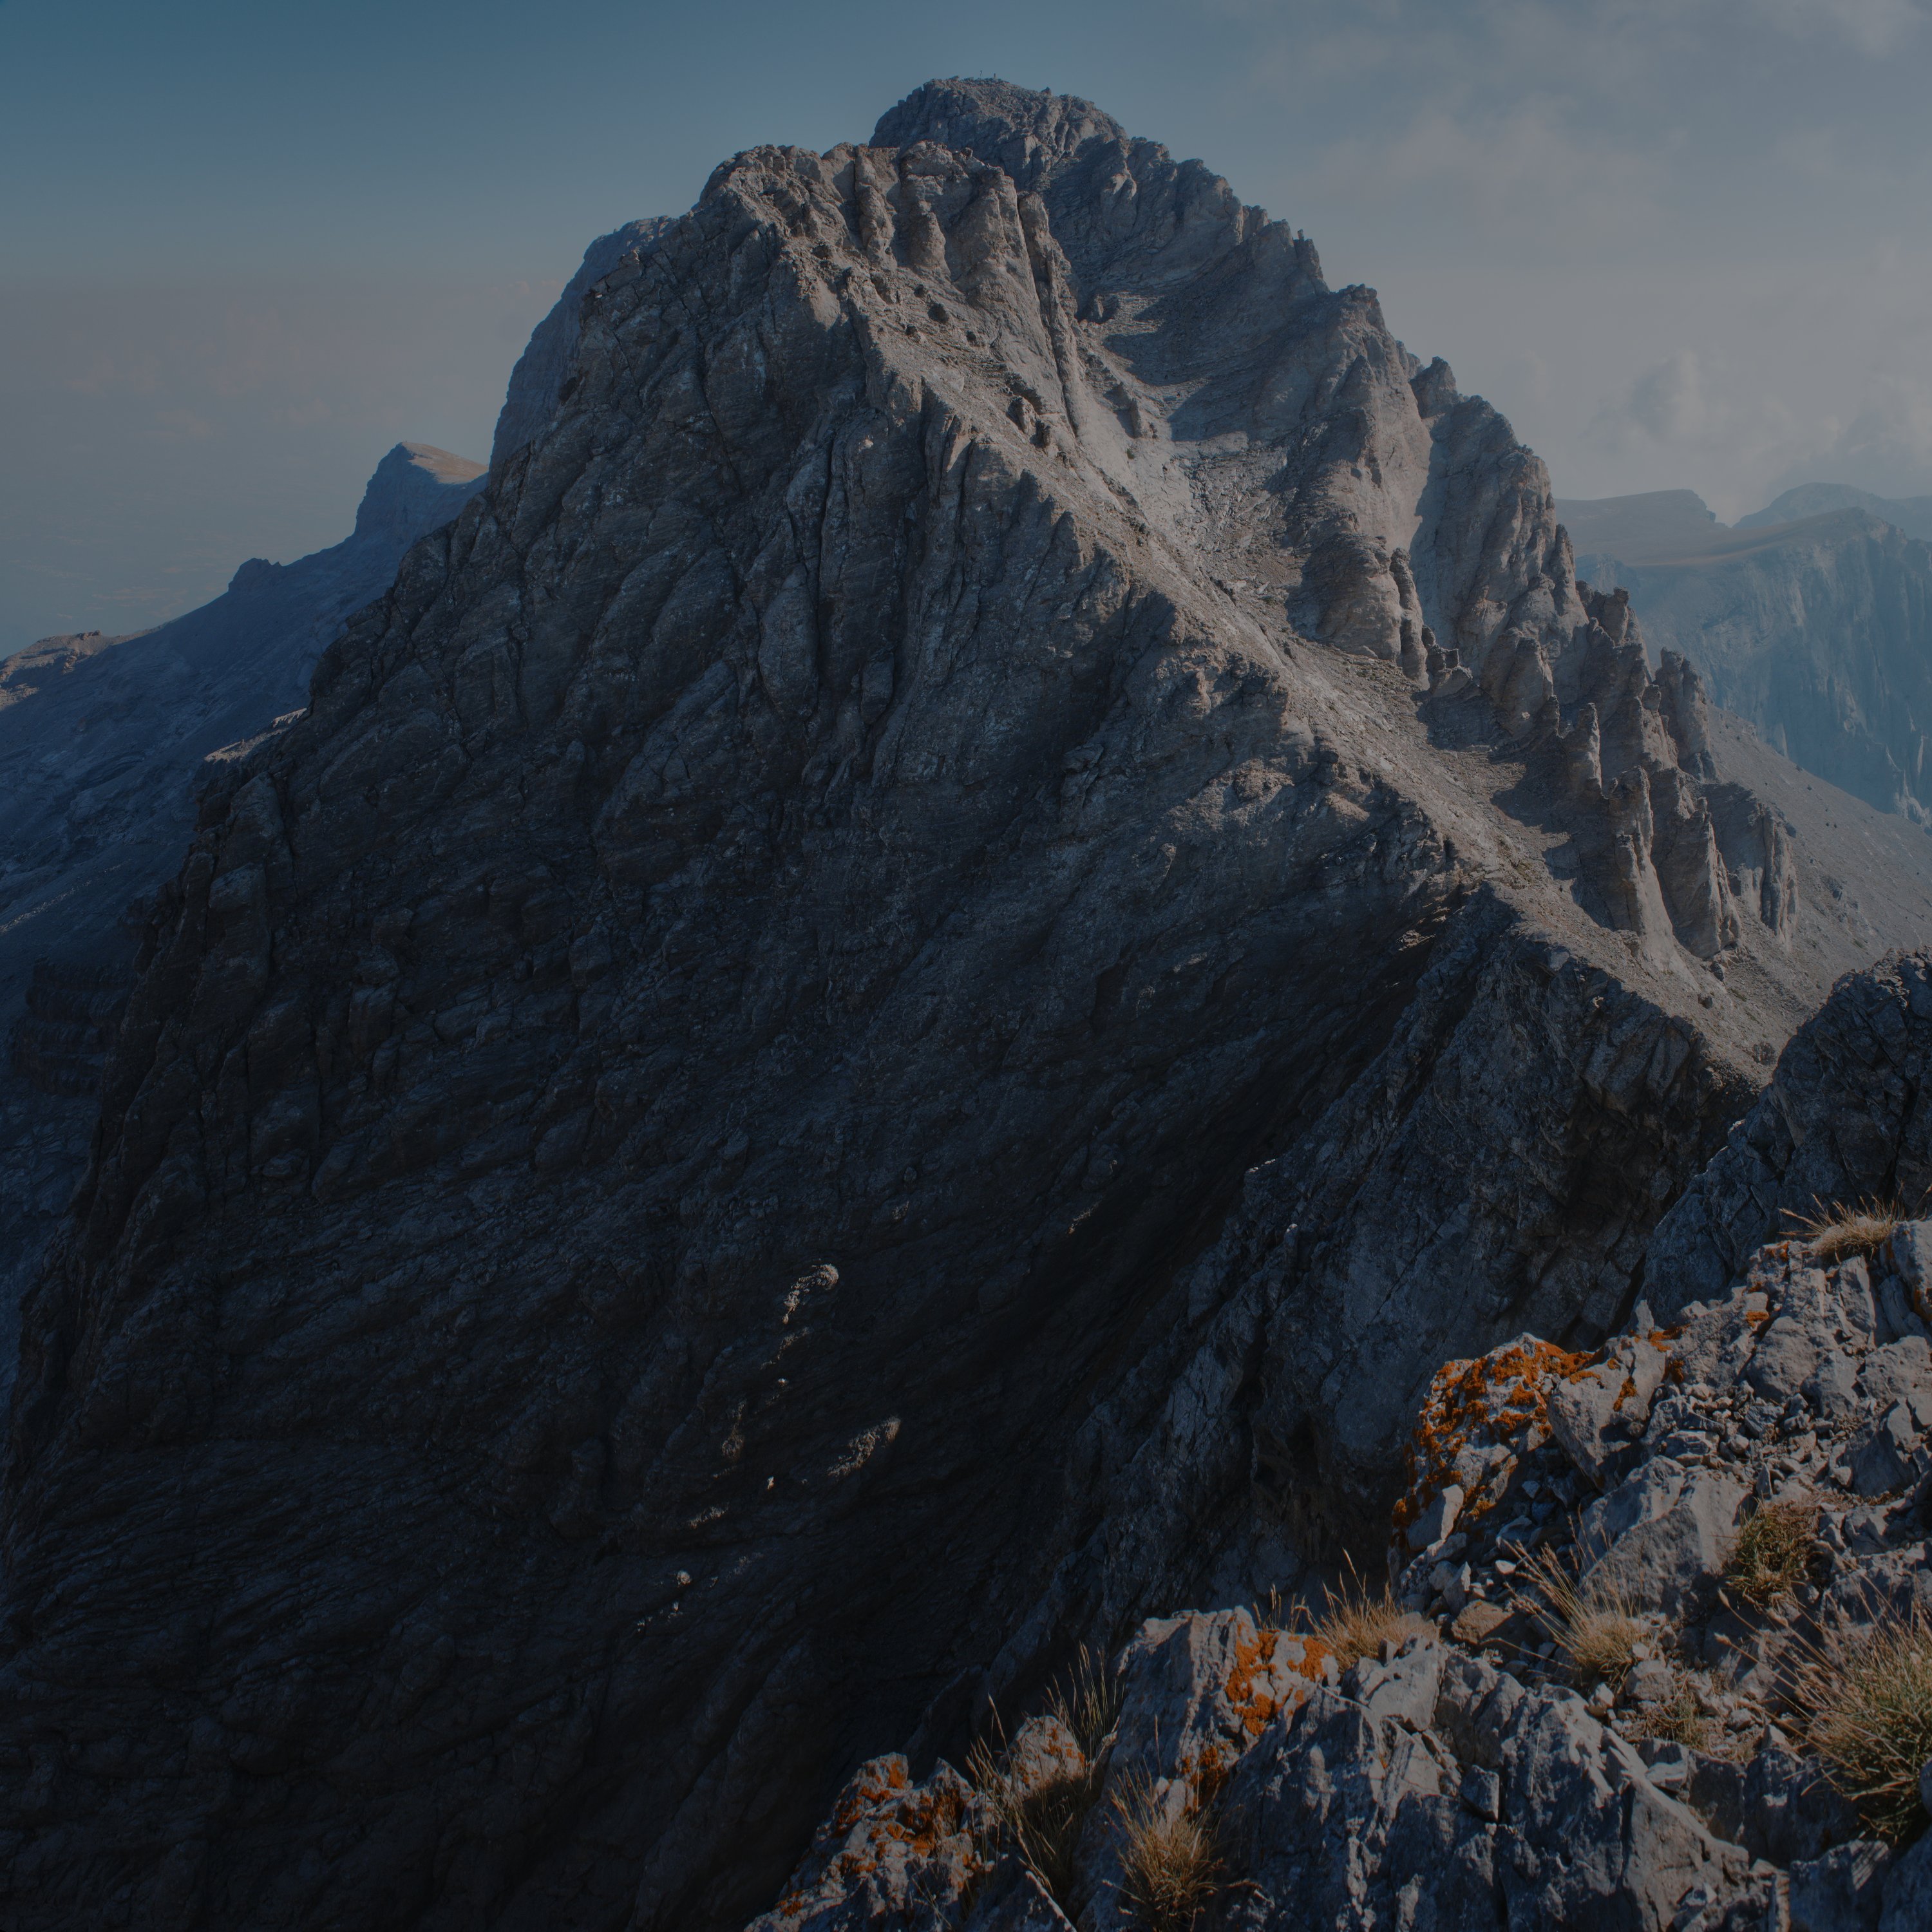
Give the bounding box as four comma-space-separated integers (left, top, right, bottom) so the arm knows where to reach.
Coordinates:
6, 79, 1932, 1932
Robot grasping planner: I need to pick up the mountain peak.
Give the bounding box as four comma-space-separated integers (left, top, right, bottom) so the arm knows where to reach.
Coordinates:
350, 439, 486, 545
871, 75, 1130, 167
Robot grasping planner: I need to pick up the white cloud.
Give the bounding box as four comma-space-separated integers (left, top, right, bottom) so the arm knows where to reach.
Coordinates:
1741, 0, 1926, 54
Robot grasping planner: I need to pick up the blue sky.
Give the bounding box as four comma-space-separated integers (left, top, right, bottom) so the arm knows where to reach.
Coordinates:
5, 0, 1931, 650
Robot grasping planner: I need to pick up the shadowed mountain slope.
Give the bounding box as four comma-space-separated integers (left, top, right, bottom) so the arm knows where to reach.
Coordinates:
0, 444, 484, 1399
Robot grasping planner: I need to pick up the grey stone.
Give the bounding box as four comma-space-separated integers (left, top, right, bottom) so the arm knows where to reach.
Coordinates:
960, 1859, 1074, 1931
1349, 1636, 1445, 1733
1884, 1219, 1932, 1311
1877, 1274, 1932, 1347
1858, 1340, 1932, 1421
1686, 1743, 1861, 1868
1578, 1461, 1746, 1614
1647, 960, 1932, 1316
1750, 1314, 1828, 1403
1409, 1482, 1466, 1551
1848, 1404, 1921, 1497
743, 1756, 989, 1932
1461, 1765, 1502, 1821
1630, 1658, 1677, 1704
1549, 1356, 1647, 1488
1879, 1828, 1932, 1932
1789, 1841, 1893, 1932
1110, 1609, 1316, 1788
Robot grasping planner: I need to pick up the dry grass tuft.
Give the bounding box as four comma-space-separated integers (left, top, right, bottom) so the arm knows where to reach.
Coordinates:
1727, 1499, 1819, 1610
966, 1646, 1119, 1909
967, 1744, 1102, 1907
1783, 1196, 1906, 1265
1634, 1683, 1711, 1753
1310, 1567, 1434, 1672
1112, 1775, 1222, 1931
1784, 1598, 1932, 1843
1516, 1544, 1645, 1687
1046, 1643, 1122, 1760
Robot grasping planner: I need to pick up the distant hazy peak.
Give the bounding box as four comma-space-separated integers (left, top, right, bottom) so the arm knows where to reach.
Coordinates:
394, 441, 487, 488
214, 444, 483, 598
490, 219, 673, 469
1555, 489, 1721, 564
350, 440, 487, 547
1739, 481, 1932, 542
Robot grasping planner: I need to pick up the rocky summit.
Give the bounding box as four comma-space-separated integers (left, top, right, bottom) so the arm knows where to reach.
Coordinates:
6, 78, 1932, 1931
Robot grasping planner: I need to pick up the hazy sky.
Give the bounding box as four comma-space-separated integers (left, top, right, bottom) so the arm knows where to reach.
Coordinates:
5, 0, 1931, 652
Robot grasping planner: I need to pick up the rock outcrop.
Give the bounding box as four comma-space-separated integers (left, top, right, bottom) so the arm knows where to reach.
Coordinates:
489, 220, 673, 468
0, 443, 485, 1405
6, 80, 1932, 1932
754, 956, 1932, 1930
1563, 489, 1932, 829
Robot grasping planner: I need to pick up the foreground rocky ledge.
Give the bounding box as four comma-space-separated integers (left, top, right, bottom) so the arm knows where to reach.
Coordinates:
753, 1211, 1932, 1930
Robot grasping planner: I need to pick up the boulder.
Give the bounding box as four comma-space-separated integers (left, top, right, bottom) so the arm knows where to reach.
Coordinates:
1578, 1463, 1747, 1615
1788, 1840, 1892, 1932
744, 1757, 989, 1932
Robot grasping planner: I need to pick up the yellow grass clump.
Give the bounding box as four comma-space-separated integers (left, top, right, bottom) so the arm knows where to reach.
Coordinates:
1310, 1567, 1434, 1672
1112, 1775, 1222, 1932
1517, 1544, 1645, 1687
1784, 1599, 1932, 1843
966, 1645, 1119, 1910
1783, 1197, 1906, 1265
1727, 1499, 1819, 1610
1634, 1683, 1711, 1752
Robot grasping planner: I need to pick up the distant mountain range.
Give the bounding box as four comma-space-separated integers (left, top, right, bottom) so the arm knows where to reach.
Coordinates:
1558, 484, 1932, 825
0, 442, 484, 1388
1738, 480, 1932, 541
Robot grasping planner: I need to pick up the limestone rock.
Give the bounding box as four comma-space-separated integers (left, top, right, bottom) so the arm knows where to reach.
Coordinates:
1577, 1462, 1746, 1615
743, 1756, 989, 1931
1647, 954, 1932, 1314
1788, 1840, 1892, 1932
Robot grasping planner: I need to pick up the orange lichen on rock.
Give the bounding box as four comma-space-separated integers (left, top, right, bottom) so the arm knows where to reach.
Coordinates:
1391, 1337, 1595, 1544
762, 1754, 986, 1926
1224, 1625, 1280, 1736
1221, 1626, 1332, 1751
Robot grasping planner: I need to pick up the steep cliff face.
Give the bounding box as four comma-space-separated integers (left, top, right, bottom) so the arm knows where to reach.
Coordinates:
5, 80, 1931, 1931
1564, 490, 1932, 827
0, 443, 484, 1406
489, 221, 672, 468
